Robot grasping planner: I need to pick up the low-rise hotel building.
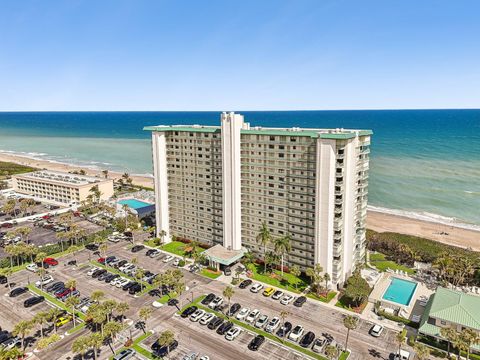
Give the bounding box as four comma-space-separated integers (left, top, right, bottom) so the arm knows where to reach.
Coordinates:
12, 170, 114, 204
145, 112, 371, 286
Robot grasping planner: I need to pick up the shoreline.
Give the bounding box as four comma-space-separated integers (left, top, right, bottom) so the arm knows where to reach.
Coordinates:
1, 152, 479, 251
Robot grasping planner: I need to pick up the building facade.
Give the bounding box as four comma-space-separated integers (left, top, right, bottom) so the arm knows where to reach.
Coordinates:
145, 112, 371, 286
13, 170, 114, 204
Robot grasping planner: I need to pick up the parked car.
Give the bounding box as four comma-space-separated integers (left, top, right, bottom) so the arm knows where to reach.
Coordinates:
262, 287, 275, 297
1, 336, 20, 350
370, 324, 384, 337
238, 279, 252, 289
208, 296, 223, 309
26, 263, 39, 272
201, 293, 216, 305
181, 306, 198, 318
300, 331, 315, 348
46, 282, 65, 293
255, 314, 269, 329
225, 326, 241, 341
9, 287, 27, 297
114, 260, 128, 269
56, 316, 72, 327
87, 267, 99, 276
276, 321, 292, 337
226, 303, 241, 316
312, 337, 326, 353
216, 321, 233, 335
128, 283, 142, 294
280, 294, 294, 305
122, 281, 135, 291
92, 269, 107, 279
0, 275, 7, 285
24, 296, 45, 307
199, 312, 215, 325
97, 272, 110, 281
288, 325, 304, 342
272, 290, 284, 300
207, 317, 224, 330
236, 307, 250, 321
147, 249, 161, 258
188, 309, 205, 322
163, 255, 174, 263
265, 317, 280, 333
43, 258, 58, 266
223, 267, 231, 276
248, 335, 265, 351
113, 348, 136, 360
246, 309, 260, 323
35, 275, 54, 287
131, 245, 145, 253
85, 244, 99, 251
293, 296, 307, 307
153, 340, 178, 357
250, 283, 264, 293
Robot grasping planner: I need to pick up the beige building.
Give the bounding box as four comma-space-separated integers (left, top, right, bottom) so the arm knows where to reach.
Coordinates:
145, 112, 371, 286
13, 170, 114, 204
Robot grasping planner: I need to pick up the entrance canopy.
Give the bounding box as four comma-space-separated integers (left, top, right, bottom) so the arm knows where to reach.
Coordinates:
203, 244, 246, 268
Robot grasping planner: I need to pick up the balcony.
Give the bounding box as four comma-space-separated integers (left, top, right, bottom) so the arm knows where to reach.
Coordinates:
336, 153, 345, 159
335, 198, 343, 205
334, 220, 343, 230
334, 206, 343, 214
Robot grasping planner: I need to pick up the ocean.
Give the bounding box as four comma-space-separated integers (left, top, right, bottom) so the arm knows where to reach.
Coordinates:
1, 110, 479, 228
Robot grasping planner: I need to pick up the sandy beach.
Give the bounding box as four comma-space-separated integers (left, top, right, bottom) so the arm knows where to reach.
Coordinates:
2, 152, 479, 251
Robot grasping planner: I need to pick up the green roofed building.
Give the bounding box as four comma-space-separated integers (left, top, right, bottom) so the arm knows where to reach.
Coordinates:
419, 287, 480, 353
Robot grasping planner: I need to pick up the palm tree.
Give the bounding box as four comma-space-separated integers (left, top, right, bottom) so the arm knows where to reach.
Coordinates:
48, 307, 63, 333
274, 234, 291, 276
323, 272, 331, 292
102, 299, 118, 322
12, 320, 34, 350
138, 307, 153, 333
91, 290, 105, 303
324, 344, 339, 360
102, 170, 109, 179
461, 328, 480, 360
440, 327, 458, 358
306, 263, 324, 296
343, 315, 358, 351
104, 321, 123, 353
115, 302, 130, 322
395, 330, 407, 358
290, 265, 301, 290
159, 229, 167, 245
135, 268, 146, 292
157, 330, 175, 355
223, 286, 235, 316
454, 332, 469, 359
87, 332, 104, 360
279, 310, 290, 335
72, 335, 90, 360
33, 311, 50, 339
414, 342, 430, 360
256, 221, 272, 273
65, 296, 80, 327
99, 243, 108, 262
0, 346, 23, 360
67, 245, 81, 264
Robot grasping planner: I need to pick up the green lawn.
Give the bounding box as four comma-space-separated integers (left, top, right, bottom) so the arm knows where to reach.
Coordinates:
143, 239, 160, 248
66, 323, 86, 335
246, 263, 309, 293
307, 291, 337, 303
369, 252, 415, 275
339, 351, 350, 360
0, 161, 37, 177
200, 268, 222, 279
160, 241, 203, 257
27, 284, 86, 321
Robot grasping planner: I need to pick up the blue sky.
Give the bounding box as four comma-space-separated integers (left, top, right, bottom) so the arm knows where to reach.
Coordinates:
0, 0, 479, 111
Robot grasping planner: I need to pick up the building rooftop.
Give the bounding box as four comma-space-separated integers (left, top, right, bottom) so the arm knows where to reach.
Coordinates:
15, 170, 105, 186
143, 124, 372, 139
419, 287, 480, 337
202, 244, 246, 266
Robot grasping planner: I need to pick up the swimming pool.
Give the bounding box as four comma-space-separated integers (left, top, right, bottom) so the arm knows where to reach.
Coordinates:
118, 199, 152, 210
382, 277, 418, 306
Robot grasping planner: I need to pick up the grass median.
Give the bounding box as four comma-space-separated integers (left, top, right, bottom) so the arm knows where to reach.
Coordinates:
180, 297, 348, 360
110, 331, 155, 360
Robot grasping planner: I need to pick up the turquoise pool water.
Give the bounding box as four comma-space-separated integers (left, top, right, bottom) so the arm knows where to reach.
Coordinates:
118, 199, 152, 210
382, 277, 417, 306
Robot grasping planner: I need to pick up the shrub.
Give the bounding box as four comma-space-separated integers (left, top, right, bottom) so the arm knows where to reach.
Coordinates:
178, 260, 186, 267
377, 309, 419, 329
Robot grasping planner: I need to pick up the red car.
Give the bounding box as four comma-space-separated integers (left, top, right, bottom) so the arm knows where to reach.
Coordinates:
1, 223, 13, 228
43, 258, 59, 266
42, 215, 51, 220
97, 257, 105, 264
55, 288, 73, 298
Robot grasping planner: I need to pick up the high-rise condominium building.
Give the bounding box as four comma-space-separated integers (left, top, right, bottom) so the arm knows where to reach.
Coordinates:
145, 113, 371, 286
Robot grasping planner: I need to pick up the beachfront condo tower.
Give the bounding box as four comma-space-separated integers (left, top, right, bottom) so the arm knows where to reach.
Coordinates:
145, 113, 371, 286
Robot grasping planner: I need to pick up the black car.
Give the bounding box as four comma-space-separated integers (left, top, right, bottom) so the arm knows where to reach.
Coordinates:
97, 272, 110, 281
216, 321, 233, 335
122, 281, 135, 291
92, 269, 107, 278
0, 275, 7, 284
0, 332, 11, 344
207, 316, 223, 330
105, 256, 116, 265
294, 296, 307, 307
180, 306, 198, 318
128, 283, 142, 295
226, 303, 241, 316
145, 249, 157, 256
131, 245, 145, 253
153, 340, 178, 357
9, 287, 27, 297
276, 321, 292, 337
223, 267, 232, 276
248, 335, 265, 351
103, 274, 115, 283
148, 289, 161, 297
47, 281, 65, 292
201, 293, 215, 305
85, 244, 99, 251
300, 331, 316, 348
24, 296, 45, 308
167, 298, 179, 307
114, 260, 128, 269
239, 279, 252, 289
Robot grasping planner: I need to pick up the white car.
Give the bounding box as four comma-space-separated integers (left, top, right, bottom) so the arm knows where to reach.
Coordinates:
236, 307, 250, 321
208, 296, 223, 309
199, 312, 215, 325
149, 249, 161, 258
111, 277, 126, 286
26, 263, 38, 272
394, 350, 411, 360
35, 275, 54, 287
225, 326, 241, 341
173, 258, 181, 266
190, 309, 206, 322
255, 314, 269, 329
246, 309, 260, 323
119, 263, 133, 272
163, 255, 174, 263
87, 267, 100, 276
280, 294, 294, 305
370, 324, 384, 337
250, 283, 264, 293
265, 316, 280, 333
2, 337, 21, 349
116, 278, 131, 288
288, 325, 304, 342
199, 356, 209, 360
